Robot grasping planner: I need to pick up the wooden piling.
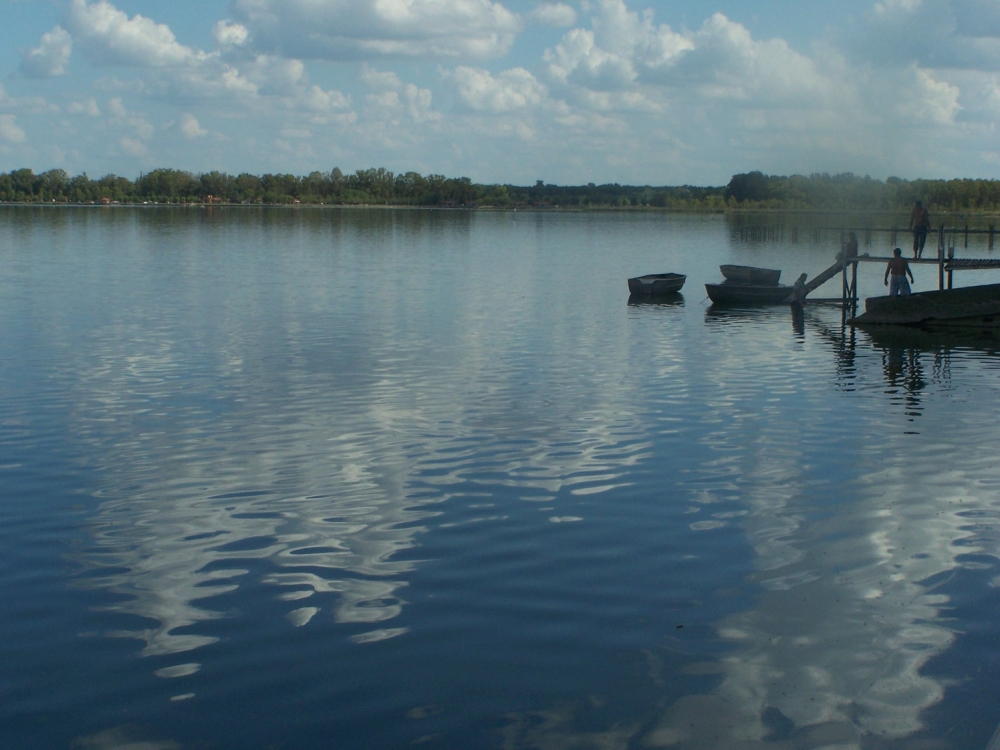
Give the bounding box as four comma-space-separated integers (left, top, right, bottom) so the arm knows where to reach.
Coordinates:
938, 224, 945, 290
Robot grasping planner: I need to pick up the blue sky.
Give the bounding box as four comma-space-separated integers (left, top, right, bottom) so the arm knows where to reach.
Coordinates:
1, 0, 998, 185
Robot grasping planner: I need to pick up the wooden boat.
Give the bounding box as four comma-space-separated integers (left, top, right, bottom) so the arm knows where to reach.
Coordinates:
720, 265, 781, 286
627, 273, 686, 296
849, 283, 1000, 328
705, 281, 793, 305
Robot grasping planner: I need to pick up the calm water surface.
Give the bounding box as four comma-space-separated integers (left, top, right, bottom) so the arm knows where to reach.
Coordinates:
3, 207, 1000, 749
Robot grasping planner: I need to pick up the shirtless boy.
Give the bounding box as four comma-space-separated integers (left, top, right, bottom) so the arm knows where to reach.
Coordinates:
884, 247, 914, 297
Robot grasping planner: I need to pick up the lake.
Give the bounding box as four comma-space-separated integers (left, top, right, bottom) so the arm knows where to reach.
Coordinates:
3, 206, 1000, 749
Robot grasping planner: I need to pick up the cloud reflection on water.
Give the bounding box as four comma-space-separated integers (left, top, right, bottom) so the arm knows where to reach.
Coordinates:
641, 323, 1000, 747
69, 267, 655, 667
498, 319, 1000, 749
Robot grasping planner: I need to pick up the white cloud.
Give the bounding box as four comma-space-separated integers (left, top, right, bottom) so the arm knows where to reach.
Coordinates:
676, 14, 835, 104
4, 0, 999, 184
0, 115, 26, 143
450, 66, 547, 111
362, 67, 440, 125
546, 28, 638, 89
229, 0, 522, 60
213, 20, 249, 49
51, 0, 355, 122
544, 0, 693, 90
67, 0, 197, 67
179, 113, 207, 138
67, 98, 102, 116
107, 97, 154, 142
108, 96, 128, 118
119, 136, 147, 156
240, 55, 305, 95
862, 0, 1000, 69
896, 66, 962, 123
302, 85, 351, 114
21, 26, 73, 78
529, 3, 576, 27
361, 66, 403, 91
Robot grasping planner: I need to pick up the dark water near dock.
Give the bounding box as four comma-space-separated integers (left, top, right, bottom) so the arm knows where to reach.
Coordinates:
3, 207, 1000, 749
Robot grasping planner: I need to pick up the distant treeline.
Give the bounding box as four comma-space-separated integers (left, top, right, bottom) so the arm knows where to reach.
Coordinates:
1, 167, 999, 211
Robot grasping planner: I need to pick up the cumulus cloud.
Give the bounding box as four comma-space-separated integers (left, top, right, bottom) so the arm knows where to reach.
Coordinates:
544, 0, 692, 90
228, 0, 521, 60
546, 28, 639, 89
896, 67, 962, 123
67, 98, 102, 116
51, 0, 355, 122
4, 0, 998, 183
543, 3, 839, 109
0, 115, 26, 143
862, 0, 1000, 69
120, 136, 147, 156
21, 26, 73, 78
107, 97, 154, 142
362, 66, 440, 123
675, 14, 835, 104
301, 85, 351, 114
67, 0, 196, 67
529, 3, 576, 27
213, 20, 250, 50
450, 66, 548, 111
179, 113, 207, 138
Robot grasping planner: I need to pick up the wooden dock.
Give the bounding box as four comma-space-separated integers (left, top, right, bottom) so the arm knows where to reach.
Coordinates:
802, 224, 1000, 318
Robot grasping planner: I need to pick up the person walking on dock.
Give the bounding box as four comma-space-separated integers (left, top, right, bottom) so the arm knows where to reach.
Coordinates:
884, 248, 914, 296
909, 200, 930, 258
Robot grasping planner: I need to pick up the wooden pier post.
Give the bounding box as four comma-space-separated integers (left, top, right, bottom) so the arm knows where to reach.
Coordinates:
947, 241, 954, 290
938, 224, 945, 290
851, 261, 858, 316
842, 253, 848, 302
965, 224, 969, 248
990, 224, 995, 251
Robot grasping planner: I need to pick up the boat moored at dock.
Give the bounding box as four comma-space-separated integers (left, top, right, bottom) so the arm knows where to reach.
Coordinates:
719, 265, 782, 286
705, 281, 793, 305
627, 273, 686, 296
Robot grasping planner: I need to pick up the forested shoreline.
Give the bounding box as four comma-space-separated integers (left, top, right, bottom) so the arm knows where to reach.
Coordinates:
2, 167, 1000, 212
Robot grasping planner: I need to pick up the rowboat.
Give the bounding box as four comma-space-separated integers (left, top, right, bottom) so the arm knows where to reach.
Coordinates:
849, 283, 1000, 328
627, 273, 686, 296
705, 281, 793, 305
720, 265, 781, 286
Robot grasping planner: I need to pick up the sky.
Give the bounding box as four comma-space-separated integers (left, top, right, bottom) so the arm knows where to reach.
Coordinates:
1, 0, 999, 186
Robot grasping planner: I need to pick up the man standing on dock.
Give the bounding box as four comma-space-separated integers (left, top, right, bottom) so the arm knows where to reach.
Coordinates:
884, 248, 914, 296
909, 200, 930, 258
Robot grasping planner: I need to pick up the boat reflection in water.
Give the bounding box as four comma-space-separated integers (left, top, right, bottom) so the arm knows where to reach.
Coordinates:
627, 292, 685, 307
